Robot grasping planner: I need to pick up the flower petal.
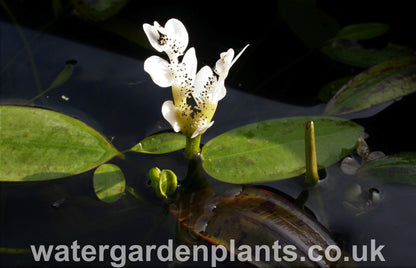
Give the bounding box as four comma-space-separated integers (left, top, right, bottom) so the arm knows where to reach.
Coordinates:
191, 121, 214, 138
193, 66, 215, 104
213, 79, 226, 103
214, 49, 234, 76
182, 47, 197, 82
162, 100, 181, 132
143, 22, 164, 52
143, 19, 189, 59
164, 18, 188, 54
144, 56, 173, 88
214, 44, 249, 76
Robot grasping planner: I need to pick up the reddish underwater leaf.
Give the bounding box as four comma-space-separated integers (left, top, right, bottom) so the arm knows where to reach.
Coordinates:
170, 186, 338, 267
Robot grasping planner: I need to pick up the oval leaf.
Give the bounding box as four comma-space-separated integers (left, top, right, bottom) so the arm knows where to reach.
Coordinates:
324, 56, 416, 115
322, 44, 413, 68
93, 164, 125, 203
170, 186, 338, 267
333, 23, 389, 40
130, 132, 186, 154
358, 152, 416, 184
201, 116, 363, 184
0, 105, 121, 181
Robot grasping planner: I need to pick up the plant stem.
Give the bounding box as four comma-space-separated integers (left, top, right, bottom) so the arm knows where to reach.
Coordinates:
305, 121, 319, 185
184, 135, 201, 160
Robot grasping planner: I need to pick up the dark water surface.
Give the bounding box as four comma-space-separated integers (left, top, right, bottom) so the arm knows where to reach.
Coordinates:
1, 5, 416, 267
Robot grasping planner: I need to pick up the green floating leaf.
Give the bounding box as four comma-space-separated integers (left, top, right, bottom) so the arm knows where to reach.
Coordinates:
201, 116, 363, 184
358, 152, 416, 184
130, 132, 186, 154
71, 0, 128, 22
333, 23, 389, 40
93, 164, 125, 203
322, 44, 413, 68
324, 55, 416, 115
0, 105, 122, 181
170, 186, 337, 267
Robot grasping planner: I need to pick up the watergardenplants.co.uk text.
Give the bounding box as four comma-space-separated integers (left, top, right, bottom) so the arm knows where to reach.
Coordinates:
30, 239, 385, 267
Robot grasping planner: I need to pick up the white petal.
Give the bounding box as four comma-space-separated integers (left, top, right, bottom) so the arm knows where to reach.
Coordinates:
182, 47, 197, 81
214, 44, 249, 77
162, 101, 181, 132
214, 49, 234, 76
191, 121, 214, 138
213, 79, 226, 103
143, 23, 164, 52
164, 18, 188, 54
144, 56, 173, 87
193, 66, 215, 104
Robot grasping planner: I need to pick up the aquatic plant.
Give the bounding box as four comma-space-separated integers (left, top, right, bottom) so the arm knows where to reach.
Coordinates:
143, 18, 248, 159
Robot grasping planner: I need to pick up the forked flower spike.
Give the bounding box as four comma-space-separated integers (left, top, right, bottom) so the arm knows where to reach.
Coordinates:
142, 18, 248, 158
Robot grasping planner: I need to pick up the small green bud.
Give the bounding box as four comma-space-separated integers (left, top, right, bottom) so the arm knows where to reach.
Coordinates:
148, 167, 177, 198
148, 167, 161, 192
159, 169, 178, 198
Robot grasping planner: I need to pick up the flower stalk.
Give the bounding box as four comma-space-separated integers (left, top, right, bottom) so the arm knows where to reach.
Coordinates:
184, 135, 201, 160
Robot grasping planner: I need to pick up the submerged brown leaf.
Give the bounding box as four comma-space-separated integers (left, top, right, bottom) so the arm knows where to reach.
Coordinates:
170, 186, 338, 267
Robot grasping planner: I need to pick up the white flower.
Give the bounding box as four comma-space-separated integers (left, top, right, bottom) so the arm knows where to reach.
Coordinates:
143, 18, 188, 62
143, 18, 248, 139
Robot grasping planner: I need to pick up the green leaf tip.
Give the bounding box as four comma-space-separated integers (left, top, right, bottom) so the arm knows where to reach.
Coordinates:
305, 121, 319, 185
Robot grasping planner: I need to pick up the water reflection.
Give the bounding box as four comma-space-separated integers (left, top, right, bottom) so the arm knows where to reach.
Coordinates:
169, 160, 338, 267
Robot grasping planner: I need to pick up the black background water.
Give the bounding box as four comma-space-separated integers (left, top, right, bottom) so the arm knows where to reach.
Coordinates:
1, 1, 416, 266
